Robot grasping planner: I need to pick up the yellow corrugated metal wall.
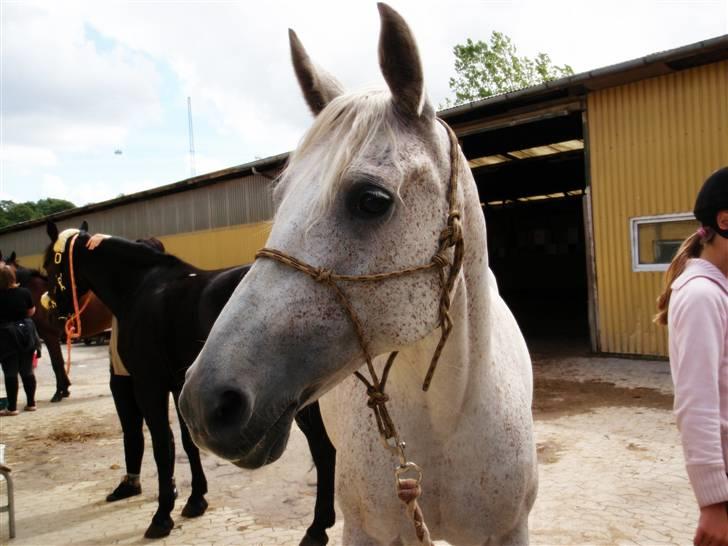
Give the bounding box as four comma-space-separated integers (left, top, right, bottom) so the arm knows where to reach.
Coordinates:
158, 221, 271, 269
15, 253, 44, 271
588, 60, 728, 356
15, 221, 272, 272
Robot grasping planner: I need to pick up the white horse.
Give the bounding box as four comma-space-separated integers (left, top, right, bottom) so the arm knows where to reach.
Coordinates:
180, 4, 537, 545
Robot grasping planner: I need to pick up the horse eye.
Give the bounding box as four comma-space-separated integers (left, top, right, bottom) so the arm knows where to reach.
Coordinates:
347, 184, 393, 219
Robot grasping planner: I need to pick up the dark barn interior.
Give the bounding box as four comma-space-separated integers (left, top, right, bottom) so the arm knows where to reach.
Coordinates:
457, 110, 590, 341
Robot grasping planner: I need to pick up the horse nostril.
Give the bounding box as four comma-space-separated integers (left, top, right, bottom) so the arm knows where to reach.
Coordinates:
208, 388, 249, 431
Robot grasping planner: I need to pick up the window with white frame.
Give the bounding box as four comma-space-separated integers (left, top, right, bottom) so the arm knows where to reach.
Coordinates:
630, 213, 699, 272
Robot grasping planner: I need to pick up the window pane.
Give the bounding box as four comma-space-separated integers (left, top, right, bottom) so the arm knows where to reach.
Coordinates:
637, 219, 699, 265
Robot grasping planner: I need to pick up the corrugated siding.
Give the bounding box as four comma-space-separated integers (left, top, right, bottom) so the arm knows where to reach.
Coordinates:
11, 222, 272, 271
588, 60, 728, 356
159, 222, 271, 269
0, 173, 274, 260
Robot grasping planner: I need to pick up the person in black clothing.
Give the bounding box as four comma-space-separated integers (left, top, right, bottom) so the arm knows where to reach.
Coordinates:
105, 314, 150, 500
0, 265, 38, 415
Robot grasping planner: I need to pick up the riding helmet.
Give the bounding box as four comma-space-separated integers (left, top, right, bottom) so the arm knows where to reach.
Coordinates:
694, 166, 728, 238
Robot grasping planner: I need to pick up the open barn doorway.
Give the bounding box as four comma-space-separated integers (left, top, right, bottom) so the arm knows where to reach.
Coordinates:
459, 111, 592, 349
484, 196, 588, 339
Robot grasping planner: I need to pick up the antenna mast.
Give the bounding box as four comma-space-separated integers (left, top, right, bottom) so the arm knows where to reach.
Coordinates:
187, 96, 196, 177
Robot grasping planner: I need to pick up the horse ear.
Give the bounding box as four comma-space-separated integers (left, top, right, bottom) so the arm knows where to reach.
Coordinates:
46, 221, 59, 242
8, 251, 16, 264
80, 220, 88, 232
289, 29, 344, 116
377, 3, 430, 119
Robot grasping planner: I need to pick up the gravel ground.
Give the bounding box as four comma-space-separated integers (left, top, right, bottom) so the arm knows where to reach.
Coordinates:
0, 342, 695, 545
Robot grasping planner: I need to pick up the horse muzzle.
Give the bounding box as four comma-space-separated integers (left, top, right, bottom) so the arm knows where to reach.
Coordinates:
179, 372, 298, 469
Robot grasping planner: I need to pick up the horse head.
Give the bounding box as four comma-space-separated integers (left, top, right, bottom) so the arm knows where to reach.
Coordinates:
41, 220, 91, 318
0, 250, 18, 271
180, 3, 471, 469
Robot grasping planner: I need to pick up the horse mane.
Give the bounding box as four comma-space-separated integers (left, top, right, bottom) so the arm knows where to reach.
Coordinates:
275, 88, 403, 226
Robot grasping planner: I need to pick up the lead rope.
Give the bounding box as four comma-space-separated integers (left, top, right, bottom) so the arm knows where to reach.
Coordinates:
255, 118, 463, 543
63, 234, 91, 373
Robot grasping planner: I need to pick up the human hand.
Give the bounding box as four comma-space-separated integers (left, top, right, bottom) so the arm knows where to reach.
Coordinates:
86, 234, 110, 250
695, 503, 728, 546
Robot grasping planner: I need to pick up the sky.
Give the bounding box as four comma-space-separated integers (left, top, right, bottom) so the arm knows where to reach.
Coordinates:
1, 0, 727, 207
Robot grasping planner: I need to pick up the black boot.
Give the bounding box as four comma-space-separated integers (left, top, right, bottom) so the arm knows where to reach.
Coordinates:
106, 476, 142, 502
50, 388, 70, 403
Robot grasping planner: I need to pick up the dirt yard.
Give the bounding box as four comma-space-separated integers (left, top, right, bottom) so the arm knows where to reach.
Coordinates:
0, 342, 695, 545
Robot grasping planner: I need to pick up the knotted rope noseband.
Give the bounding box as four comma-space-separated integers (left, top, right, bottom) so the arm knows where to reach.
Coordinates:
255, 118, 464, 543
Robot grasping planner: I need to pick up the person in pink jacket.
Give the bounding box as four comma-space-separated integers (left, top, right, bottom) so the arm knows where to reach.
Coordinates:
656, 166, 728, 546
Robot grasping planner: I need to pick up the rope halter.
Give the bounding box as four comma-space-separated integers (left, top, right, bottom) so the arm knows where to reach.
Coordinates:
43, 230, 91, 373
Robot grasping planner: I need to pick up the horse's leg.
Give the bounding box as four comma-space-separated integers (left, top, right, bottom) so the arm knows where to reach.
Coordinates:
341, 521, 381, 546
295, 402, 336, 546
495, 520, 529, 546
495, 473, 536, 546
138, 389, 176, 539
172, 390, 209, 518
41, 332, 69, 402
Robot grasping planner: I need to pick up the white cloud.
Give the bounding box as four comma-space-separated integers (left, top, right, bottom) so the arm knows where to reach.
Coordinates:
193, 154, 233, 177
1, 2, 161, 153
40, 174, 68, 198
40, 175, 159, 206
1, 145, 58, 167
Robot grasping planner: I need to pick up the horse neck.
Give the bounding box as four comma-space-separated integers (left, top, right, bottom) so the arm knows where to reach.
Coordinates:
388, 161, 492, 431
80, 292, 113, 335
74, 244, 155, 321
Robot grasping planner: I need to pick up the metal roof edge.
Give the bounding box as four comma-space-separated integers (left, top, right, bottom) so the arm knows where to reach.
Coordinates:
0, 152, 290, 236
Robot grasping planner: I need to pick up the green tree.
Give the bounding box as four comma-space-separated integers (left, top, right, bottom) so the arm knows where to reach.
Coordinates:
443, 32, 574, 108
0, 201, 15, 228
34, 198, 75, 217
4, 203, 36, 226
0, 198, 76, 229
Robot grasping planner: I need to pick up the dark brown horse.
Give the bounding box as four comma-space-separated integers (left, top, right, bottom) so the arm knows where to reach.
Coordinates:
42, 223, 336, 545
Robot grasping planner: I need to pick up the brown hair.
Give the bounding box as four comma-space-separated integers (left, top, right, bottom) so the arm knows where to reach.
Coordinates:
654, 227, 715, 325
0, 265, 18, 290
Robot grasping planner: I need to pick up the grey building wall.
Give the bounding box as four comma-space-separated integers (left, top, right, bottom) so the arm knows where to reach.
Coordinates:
0, 173, 274, 258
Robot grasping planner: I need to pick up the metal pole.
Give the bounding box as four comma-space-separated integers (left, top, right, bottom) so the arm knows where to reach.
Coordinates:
188, 97, 196, 177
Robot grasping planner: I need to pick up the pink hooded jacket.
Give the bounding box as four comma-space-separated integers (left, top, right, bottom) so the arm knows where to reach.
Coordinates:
669, 258, 728, 507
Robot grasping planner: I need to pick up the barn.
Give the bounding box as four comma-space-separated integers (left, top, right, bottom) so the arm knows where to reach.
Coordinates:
2, 35, 727, 358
